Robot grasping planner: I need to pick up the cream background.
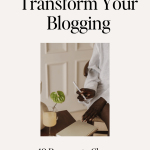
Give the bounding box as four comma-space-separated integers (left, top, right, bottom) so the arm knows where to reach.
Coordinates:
1, 1, 150, 150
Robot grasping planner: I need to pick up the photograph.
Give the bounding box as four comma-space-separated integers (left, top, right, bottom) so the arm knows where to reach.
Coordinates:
40, 43, 109, 136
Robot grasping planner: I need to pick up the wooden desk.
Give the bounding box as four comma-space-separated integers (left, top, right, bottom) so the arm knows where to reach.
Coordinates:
41, 110, 76, 136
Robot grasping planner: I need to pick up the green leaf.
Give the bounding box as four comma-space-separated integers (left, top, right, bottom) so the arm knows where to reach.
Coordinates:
50, 91, 65, 103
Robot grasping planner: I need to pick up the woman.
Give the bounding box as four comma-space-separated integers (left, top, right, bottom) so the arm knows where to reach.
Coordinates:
76, 43, 110, 135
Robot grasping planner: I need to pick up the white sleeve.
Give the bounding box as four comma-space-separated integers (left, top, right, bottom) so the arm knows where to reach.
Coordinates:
100, 88, 109, 103
84, 44, 100, 93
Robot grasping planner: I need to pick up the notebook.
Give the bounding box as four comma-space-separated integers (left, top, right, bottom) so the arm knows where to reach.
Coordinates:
56, 120, 98, 136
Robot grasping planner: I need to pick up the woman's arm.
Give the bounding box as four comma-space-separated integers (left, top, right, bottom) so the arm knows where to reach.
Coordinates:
84, 44, 100, 93
77, 44, 109, 122
82, 97, 107, 122
77, 44, 100, 102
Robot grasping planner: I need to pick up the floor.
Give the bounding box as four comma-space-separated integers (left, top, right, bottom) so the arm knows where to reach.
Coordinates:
70, 110, 108, 136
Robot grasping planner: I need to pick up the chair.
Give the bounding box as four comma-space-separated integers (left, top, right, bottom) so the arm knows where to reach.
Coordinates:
83, 61, 108, 135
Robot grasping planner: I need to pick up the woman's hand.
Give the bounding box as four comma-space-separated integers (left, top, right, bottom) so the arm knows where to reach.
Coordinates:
82, 97, 107, 122
76, 88, 95, 101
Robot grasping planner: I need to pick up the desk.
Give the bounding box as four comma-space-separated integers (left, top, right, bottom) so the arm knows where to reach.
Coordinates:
41, 110, 76, 136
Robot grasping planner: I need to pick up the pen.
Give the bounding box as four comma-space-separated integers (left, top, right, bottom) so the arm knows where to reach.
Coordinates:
73, 81, 87, 100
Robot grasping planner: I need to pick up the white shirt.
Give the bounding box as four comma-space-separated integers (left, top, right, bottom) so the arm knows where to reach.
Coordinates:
79, 43, 109, 109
